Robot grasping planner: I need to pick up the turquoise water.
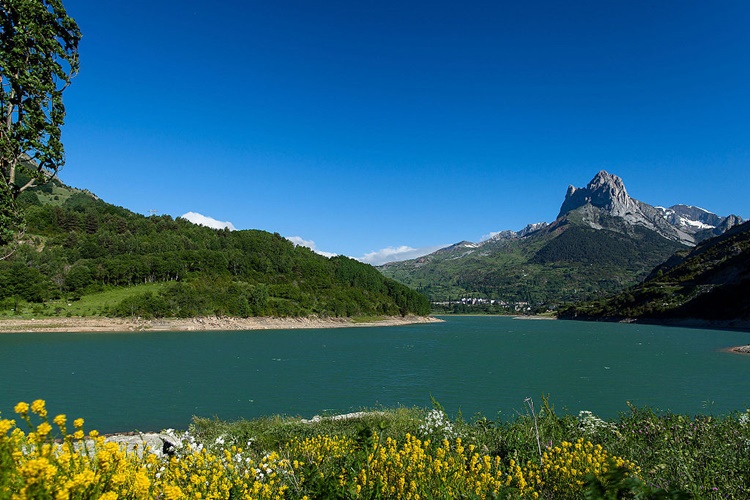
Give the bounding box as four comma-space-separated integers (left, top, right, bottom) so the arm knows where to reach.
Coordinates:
1, 316, 749, 433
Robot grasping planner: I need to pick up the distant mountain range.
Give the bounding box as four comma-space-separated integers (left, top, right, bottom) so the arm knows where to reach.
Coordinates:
559, 219, 750, 328
379, 171, 743, 307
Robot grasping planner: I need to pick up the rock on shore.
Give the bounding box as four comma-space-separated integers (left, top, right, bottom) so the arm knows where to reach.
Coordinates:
0, 315, 442, 333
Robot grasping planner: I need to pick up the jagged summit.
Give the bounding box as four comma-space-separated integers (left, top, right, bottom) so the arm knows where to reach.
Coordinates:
482, 222, 549, 244
558, 170, 638, 218
555, 170, 742, 245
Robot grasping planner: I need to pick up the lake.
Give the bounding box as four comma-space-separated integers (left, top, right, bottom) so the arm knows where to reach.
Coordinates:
1, 316, 749, 434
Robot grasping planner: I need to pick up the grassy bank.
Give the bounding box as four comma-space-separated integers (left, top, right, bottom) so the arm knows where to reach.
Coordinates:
3, 399, 749, 498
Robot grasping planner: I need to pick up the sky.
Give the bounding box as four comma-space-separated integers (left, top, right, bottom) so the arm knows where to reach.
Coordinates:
57, 1, 750, 265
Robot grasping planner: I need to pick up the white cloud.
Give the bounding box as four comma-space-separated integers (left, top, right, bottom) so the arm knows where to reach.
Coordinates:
180, 212, 237, 231
288, 236, 447, 266
357, 244, 447, 266
286, 236, 338, 258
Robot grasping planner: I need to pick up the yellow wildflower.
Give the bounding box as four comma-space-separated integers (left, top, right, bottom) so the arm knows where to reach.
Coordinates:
163, 483, 185, 499
36, 422, 53, 437
14, 401, 29, 415
0, 418, 15, 435
31, 399, 47, 417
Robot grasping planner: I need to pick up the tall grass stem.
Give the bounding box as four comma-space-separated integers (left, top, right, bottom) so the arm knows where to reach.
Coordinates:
525, 397, 543, 467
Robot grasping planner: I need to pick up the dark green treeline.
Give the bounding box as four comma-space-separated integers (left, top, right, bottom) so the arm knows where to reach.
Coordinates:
0, 184, 430, 318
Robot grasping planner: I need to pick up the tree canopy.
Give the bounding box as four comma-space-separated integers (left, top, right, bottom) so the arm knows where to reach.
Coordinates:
0, 0, 80, 245
0, 182, 432, 319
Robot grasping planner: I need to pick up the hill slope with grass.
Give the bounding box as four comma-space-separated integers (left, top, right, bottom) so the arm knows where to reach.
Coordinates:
558, 220, 750, 327
0, 180, 430, 319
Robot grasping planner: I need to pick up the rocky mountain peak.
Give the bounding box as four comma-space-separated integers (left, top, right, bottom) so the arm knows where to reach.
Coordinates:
558, 170, 637, 218
518, 222, 548, 237
716, 214, 743, 233
656, 204, 722, 230
554, 171, 742, 246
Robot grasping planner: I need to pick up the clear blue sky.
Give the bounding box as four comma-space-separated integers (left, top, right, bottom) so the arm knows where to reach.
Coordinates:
58, 0, 750, 264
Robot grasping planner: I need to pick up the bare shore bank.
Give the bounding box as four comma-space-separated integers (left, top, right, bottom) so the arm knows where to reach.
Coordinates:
0, 315, 443, 333
727, 345, 750, 355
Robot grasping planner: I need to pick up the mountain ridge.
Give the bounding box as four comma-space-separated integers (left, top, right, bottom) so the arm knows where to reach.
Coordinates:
379, 171, 743, 307
558, 219, 750, 328
410, 170, 741, 257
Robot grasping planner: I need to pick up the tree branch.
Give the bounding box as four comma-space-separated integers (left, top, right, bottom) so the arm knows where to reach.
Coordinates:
0, 227, 24, 260
17, 176, 36, 193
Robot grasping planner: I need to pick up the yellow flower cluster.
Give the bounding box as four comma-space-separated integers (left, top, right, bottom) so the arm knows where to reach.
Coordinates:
289, 434, 354, 465
1, 401, 641, 500
1, 400, 289, 500
539, 437, 640, 495
353, 434, 540, 498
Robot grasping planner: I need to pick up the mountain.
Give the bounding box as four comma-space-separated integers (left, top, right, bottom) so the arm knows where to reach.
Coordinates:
558, 219, 750, 328
556, 171, 740, 245
0, 179, 430, 319
379, 171, 742, 309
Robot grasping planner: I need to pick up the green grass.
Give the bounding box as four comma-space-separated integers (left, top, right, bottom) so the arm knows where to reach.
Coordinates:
191, 406, 425, 454
0, 283, 167, 318
32, 182, 84, 206
186, 401, 750, 498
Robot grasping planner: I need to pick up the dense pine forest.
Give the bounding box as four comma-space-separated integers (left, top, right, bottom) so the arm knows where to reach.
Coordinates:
0, 180, 430, 319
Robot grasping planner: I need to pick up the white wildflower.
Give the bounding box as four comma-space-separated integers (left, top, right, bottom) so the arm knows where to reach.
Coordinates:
419, 409, 456, 439
739, 410, 750, 427
578, 410, 614, 434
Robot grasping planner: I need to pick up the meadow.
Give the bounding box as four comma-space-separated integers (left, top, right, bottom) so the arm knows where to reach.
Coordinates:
3, 398, 749, 499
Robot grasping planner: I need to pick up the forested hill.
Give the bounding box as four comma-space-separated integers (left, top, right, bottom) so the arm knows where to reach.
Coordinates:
558, 220, 750, 327
0, 180, 430, 318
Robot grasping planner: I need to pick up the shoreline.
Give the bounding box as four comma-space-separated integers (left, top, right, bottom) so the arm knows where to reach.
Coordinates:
559, 315, 750, 333
623, 317, 750, 332
0, 315, 443, 333
512, 315, 556, 320
726, 345, 750, 355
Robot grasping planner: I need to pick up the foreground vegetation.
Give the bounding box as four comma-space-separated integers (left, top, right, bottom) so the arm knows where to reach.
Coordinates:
4, 399, 750, 498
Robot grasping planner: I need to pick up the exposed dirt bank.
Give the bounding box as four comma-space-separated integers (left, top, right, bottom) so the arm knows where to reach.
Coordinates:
0, 315, 443, 333
512, 315, 556, 320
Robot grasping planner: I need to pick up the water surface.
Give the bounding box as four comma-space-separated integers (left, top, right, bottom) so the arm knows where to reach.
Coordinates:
1, 316, 749, 433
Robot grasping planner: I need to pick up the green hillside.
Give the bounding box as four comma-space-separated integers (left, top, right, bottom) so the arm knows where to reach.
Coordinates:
558, 220, 750, 325
380, 218, 685, 311
0, 181, 430, 319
